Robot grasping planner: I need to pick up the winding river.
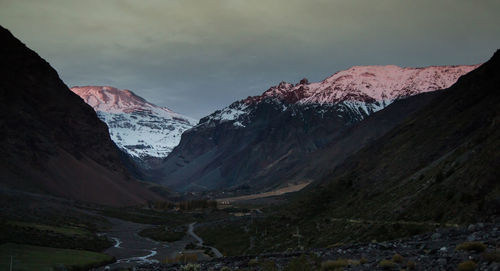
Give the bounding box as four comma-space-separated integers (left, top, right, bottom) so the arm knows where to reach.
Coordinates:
98, 217, 221, 269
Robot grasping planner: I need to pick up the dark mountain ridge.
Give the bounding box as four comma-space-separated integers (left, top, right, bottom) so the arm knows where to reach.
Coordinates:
0, 26, 162, 206
268, 49, 500, 249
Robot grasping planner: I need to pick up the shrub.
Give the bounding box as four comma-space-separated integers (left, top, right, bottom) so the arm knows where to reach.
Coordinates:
220, 267, 232, 271
259, 260, 278, 271
285, 254, 315, 271
392, 253, 404, 263
483, 250, 500, 262
248, 258, 259, 266
346, 259, 360, 266
378, 259, 395, 269
457, 260, 477, 271
166, 253, 198, 264
406, 260, 416, 270
321, 259, 348, 270
180, 263, 201, 271
359, 257, 368, 264
456, 242, 487, 252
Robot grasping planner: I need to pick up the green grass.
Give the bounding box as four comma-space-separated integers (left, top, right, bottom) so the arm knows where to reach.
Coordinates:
139, 225, 186, 242
8, 221, 91, 237
456, 241, 487, 252
196, 221, 251, 256
457, 260, 478, 271
0, 221, 112, 252
0, 243, 114, 271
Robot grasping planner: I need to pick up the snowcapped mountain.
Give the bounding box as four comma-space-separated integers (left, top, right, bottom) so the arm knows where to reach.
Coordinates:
202, 64, 479, 128
71, 86, 196, 159
160, 64, 478, 191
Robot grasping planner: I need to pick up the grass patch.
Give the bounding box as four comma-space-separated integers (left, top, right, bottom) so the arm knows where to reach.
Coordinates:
483, 250, 500, 262
321, 259, 348, 270
284, 254, 318, 271
456, 241, 487, 252
139, 225, 186, 242
0, 221, 111, 252
392, 253, 404, 263
166, 253, 199, 264
457, 260, 478, 271
196, 221, 251, 256
8, 221, 91, 237
0, 243, 114, 271
378, 259, 395, 269
406, 260, 416, 270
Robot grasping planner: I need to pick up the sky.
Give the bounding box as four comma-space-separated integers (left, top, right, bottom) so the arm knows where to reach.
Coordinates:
1, 0, 499, 118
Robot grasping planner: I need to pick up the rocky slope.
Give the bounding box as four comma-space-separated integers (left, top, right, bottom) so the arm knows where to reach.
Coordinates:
138, 223, 500, 271
71, 86, 196, 160
237, 50, 499, 254
160, 64, 477, 191
0, 26, 162, 206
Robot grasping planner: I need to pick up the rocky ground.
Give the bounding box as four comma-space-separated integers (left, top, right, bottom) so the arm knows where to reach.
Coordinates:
134, 222, 500, 270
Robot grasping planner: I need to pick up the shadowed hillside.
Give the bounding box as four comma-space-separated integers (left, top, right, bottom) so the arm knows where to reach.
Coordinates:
0, 26, 162, 206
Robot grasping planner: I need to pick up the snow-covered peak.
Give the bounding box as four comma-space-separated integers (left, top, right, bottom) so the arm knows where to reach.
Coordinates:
249, 64, 479, 105
200, 63, 479, 127
71, 86, 197, 159
71, 86, 196, 125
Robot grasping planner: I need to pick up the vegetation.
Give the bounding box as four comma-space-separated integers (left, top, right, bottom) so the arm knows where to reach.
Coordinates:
8, 221, 91, 236
457, 260, 478, 271
406, 260, 416, 270
392, 253, 404, 263
178, 200, 217, 210
139, 225, 186, 242
378, 259, 395, 269
196, 220, 251, 256
321, 259, 348, 270
0, 220, 111, 252
100, 206, 200, 226
284, 254, 317, 271
180, 263, 201, 271
166, 253, 199, 264
147, 199, 217, 211
483, 250, 500, 262
0, 243, 114, 271
456, 241, 487, 252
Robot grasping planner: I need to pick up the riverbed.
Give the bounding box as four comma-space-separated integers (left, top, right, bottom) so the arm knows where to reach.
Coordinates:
98, 217, 212, 269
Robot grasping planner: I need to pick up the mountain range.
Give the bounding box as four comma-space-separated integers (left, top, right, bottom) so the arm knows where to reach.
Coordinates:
248, 49, 500, 251
158, 64, 478, 191
71, 86, 196, 180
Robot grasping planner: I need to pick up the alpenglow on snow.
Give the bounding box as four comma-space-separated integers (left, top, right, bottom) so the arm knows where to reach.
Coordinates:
71, 86, 197, 159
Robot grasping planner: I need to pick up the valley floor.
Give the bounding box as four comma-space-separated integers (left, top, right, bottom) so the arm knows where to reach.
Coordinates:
97, 217, 214, 270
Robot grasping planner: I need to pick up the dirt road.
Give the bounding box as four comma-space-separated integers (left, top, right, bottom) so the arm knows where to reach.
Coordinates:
216, 182, 311, 204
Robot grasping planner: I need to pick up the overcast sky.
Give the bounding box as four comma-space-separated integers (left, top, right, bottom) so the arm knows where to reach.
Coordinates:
1, 0, 499, 118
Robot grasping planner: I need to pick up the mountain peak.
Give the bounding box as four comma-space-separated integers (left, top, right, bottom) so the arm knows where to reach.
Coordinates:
244, 64, 479, 106
71, 86, 196, 159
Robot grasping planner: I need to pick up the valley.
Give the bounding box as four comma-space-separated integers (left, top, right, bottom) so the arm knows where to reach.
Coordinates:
1, 13, 499, 271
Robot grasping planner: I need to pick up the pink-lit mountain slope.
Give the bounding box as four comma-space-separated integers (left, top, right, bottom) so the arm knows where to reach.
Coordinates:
160, 64, 478, 192
71, 86, 196, 159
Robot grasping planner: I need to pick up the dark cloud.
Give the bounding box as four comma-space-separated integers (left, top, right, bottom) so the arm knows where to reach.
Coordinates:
1, 0, 499, 118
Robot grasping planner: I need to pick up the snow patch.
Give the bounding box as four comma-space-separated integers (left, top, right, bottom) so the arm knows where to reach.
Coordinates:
71, 86, 196, 158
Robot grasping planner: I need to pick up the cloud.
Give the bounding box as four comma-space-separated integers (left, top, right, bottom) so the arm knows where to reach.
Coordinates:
1, 0, 499, 118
